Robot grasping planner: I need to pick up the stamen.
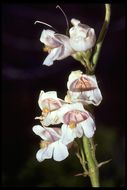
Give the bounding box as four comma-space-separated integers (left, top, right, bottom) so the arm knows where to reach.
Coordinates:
56, 5, 69, 34
69, 121, 76, 129
34, 20, 57, 31
40, 140, 50, 148
43, 107, 50, 113
43, 46, 51, 53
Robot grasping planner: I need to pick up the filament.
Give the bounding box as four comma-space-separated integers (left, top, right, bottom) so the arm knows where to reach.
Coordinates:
56, 5, 69, 33
34, 20, 57, 31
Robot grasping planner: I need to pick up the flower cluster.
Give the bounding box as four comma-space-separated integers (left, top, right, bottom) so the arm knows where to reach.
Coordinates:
33, 71, 102, 162
33, 17, 102, 162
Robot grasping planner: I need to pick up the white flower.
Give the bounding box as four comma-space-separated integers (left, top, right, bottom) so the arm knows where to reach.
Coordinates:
69, 18, 96, 51
36, 90, 65, 126
58, 102, 96, 141
39, 19, 96, 66
40, 29, 75, 66
32, 125, 71, 162
65, 70, 102, 106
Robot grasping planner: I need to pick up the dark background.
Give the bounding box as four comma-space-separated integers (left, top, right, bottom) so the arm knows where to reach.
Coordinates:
1, 3, 125, 187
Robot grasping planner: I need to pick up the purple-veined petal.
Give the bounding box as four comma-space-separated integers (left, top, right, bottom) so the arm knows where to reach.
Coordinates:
67, 70, 82, 90
63, 109, 88, 125
38, 91, 63, 111
33, 125, 61, 141
67, 71, 102, 106
40, 29, 62, 48
58, 102, 88, 124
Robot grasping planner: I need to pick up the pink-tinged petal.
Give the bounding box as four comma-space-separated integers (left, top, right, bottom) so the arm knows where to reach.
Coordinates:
53, 141, 69, 161
38, 91, 57, 110
69, 19, 96, 52
67, 71, 102, 106
58, 102, 88, 125
82, 75, 98, 87
67, 90, 102, 106
61, 124, 75, 145
40, 30, 75, 66
58, 102, 85, 123
69, 76, 96, 92
81, 117, 96, 138
36, 145, 54, 162
33, 125, 60, 141
63, 109, 88, 125
32, 125, 48, 140
39, 91, 57, 101
43, 47, 62, 66
54, 33, 70, 42
83, 88, 102, 106
43, 127, 61, 141
42, 99, 61, 111
67, 70, 82, 90
68, 73, 97, 92
57, 105, 71, 123
38, 91, 64, 111
40, 29, 62, 48
51, 127, 62, 136
54, 34, 75, 60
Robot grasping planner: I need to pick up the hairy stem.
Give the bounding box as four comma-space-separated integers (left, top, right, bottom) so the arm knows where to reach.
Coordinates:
83, 136, 100, 187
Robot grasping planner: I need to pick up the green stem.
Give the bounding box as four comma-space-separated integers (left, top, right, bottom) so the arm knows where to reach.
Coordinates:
91, 4, 111, 73
76, 138, 88, 174
83, 136, 100, 187
89, 138, 98, 166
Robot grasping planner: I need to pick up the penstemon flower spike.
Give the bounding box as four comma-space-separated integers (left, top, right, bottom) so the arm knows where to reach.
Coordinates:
33, 4, 111, 187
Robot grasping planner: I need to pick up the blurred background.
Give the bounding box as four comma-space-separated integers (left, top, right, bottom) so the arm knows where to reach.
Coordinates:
1, 3, 125, 187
